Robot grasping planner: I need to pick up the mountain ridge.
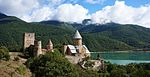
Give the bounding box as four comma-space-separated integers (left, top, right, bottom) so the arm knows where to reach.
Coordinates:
0, 13, 150, 51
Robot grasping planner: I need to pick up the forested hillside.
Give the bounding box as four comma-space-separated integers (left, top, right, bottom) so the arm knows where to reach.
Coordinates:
0, 13, 150, 51
0, 13, 74, 51
71, 22, 150, 49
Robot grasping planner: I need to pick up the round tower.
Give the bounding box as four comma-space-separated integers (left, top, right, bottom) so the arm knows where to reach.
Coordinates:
34, 40, 42, 56
73, 30, 82, 46
46, 39, 53, 51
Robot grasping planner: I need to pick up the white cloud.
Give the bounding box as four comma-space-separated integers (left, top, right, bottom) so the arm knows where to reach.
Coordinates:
22, 7, 53, 22
22, 3, 89, 23
50, 0, 63, 4
0, 0, 150, 28
0, 0, 39, 16
91, 0, 150, 28
86, 0, 106, 4
0, 0, 88, 23
46, 0, 65, 6
53, 4, 90, 23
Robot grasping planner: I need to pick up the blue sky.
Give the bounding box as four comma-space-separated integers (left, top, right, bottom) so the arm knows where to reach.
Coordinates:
85, 0, 150, 14
39, 0, 150, 14
0, 0, 150, 28
44, 0, 150, 14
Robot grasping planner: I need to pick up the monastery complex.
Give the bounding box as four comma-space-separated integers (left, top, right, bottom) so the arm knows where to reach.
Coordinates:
23, 30, 104, 70
23, 30, 90, 57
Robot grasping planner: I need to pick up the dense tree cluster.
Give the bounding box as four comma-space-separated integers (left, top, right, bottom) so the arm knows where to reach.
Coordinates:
23, 45, 35, 58
105, 62, 150, 77
26, 50, 79, 77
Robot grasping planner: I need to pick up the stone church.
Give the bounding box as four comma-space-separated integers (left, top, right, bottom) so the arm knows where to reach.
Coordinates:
23, 33, 53, 56
64, 30, 91, 58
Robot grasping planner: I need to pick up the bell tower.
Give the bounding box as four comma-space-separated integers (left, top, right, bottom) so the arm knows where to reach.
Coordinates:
73, 30, 82, 45
73, 30, 83, 53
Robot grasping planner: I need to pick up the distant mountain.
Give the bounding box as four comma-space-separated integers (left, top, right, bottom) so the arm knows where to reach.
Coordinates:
74, 23, 150, 49
0, 13, 24, 24
0, 13, 150, 51
0, 12, 7, 18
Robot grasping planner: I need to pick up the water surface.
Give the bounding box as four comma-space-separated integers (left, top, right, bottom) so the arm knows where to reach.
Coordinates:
91, 51, 150, 65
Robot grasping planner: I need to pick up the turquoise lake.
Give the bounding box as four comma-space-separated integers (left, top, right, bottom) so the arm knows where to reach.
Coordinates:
91, 51, 150, 65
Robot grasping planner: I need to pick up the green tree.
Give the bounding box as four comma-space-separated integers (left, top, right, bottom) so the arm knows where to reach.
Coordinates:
126, 64, 137, 74
110, 68, 127, 77
106, 62, 117, 73
24, 45, 35, 58
26, 50, 79, 77
131, 69, 150, 77
0, 46, 10, 61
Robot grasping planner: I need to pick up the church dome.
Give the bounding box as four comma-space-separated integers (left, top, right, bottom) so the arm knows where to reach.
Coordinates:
73, 30, 82, 39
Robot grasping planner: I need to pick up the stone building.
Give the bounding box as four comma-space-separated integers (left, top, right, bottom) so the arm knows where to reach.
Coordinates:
23, 33, 53, 56
64, 30, 91, 58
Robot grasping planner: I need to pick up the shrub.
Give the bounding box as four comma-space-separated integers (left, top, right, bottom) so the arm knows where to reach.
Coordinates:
17, 65, 26, 75
0, 46, 10, 61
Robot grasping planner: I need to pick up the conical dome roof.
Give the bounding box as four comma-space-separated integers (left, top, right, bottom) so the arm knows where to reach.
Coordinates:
73, 30, 82, 39
47, 39, 53, 45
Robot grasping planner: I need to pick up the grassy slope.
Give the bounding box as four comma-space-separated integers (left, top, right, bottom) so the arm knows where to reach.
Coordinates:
0, 60, 31, 77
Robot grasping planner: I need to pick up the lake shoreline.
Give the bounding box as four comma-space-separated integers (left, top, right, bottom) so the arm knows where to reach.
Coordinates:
105, 59, 150, 65
91, 51, 150, 65
91, 50, 150, 53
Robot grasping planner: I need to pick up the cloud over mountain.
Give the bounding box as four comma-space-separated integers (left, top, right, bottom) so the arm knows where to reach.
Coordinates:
0, 0, 150, 28
53, 4, 89, 23
22, 3, 89, 23
91, 1, 150, 28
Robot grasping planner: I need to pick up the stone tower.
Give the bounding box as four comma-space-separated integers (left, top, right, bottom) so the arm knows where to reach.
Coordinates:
23, 33, 35, 49
46, 39, 53, 51
34, 40, 42, 56
73, 30, 83, 53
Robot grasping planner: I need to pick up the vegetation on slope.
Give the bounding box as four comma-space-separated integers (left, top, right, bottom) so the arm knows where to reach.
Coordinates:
0, 15, 73, 51
0, 60, 32, 77
25, 50, 150, 77
26, 50, 79, 77
0, 16, 132, 51
0, 46, 31, 77
0, 13, 150, 51
75, 23, 150, 49
82, 34, 132, 51
0, 46, 10, 61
